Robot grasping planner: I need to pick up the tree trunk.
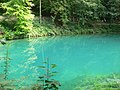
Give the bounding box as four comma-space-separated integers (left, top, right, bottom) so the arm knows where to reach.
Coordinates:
39, 0, 42, 25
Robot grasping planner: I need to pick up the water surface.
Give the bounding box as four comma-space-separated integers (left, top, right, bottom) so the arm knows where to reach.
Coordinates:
0, 34, 120, 89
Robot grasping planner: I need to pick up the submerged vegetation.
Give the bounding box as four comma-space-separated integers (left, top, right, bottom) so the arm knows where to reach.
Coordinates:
0, 42, 60, 90
38, 58, 61, 90
1, 37, 120, 90
62, 74, 120, 90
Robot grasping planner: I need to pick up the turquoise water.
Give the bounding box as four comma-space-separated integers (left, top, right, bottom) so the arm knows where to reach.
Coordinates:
0, 34, 120, 89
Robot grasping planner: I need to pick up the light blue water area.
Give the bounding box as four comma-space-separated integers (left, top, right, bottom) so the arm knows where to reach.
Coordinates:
0, 34, 120, 87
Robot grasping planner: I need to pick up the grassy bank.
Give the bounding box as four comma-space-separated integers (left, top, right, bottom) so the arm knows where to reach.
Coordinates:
0, 16, 120, 40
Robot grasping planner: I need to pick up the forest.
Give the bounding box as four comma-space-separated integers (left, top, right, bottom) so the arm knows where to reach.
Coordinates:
0, 0, 120, 39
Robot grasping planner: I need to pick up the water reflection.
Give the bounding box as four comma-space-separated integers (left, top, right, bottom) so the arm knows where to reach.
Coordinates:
0, 34, 120, 89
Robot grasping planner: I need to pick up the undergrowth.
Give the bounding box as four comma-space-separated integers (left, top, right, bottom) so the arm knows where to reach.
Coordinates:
0, 16, 120, 40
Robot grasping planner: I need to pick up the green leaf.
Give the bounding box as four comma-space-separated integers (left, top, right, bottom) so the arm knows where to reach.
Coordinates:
38, 66, 45, 68
39, 76, 44, 79
43, 61, 47, 64
51, 64, 57, 68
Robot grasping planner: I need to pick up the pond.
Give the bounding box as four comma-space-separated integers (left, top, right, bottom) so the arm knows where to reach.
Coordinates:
0, 34, 120, 89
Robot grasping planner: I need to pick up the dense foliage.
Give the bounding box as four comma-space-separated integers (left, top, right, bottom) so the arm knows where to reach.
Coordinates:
39, 0, 120, 25
0, 0, 34, 39
0, 0, 120, 39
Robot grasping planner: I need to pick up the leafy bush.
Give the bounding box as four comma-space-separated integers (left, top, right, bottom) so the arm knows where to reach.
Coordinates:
1, 0, 34, 36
